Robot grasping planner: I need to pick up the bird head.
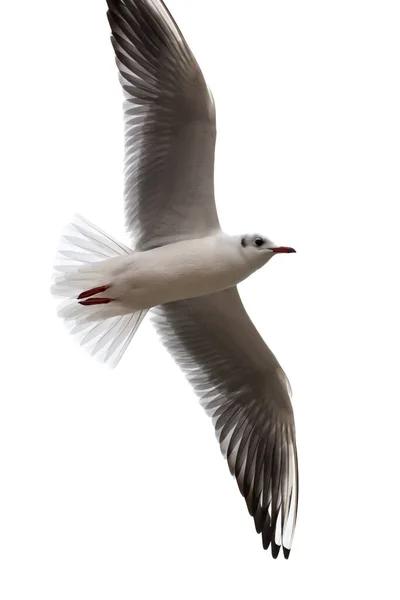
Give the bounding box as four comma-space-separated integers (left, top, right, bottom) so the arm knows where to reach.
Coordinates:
240, 234, 296, 266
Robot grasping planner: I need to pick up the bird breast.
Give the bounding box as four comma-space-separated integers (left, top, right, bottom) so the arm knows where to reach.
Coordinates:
113, 235, 251, 309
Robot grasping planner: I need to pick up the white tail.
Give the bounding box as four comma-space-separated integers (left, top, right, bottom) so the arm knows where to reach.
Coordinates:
51, 215, 148, 367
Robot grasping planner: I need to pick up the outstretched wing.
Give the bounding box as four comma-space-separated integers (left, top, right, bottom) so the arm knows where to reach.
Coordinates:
107, 0, 219, 249
153, 287, 298, 558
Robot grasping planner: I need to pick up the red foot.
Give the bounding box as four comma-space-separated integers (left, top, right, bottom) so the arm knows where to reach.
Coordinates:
79, 298, 114, 306
78, 285, 110, 300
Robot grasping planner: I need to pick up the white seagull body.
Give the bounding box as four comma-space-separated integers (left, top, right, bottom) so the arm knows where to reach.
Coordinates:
52, 0, 299, 559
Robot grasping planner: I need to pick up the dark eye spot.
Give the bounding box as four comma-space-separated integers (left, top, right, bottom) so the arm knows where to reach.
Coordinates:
241, 238, 247, 248
254, 237, 264, 247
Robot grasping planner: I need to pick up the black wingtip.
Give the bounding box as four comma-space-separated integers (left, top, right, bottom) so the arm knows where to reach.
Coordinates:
271, 541, 281, 559
283, 546, 291, 559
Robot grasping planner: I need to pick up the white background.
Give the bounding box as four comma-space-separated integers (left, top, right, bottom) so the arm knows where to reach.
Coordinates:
1, 0, 400, 598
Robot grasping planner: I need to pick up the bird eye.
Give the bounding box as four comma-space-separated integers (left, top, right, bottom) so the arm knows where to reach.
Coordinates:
254, 237, 264, 247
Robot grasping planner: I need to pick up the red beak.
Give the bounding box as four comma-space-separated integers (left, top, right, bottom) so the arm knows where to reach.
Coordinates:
272, 246, 296, 254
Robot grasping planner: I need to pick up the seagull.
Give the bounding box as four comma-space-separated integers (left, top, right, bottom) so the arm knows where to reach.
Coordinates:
52, 0, 299, 559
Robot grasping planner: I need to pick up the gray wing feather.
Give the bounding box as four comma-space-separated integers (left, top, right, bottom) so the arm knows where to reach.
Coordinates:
152, 287, 298, 558
107, 0, 219, 249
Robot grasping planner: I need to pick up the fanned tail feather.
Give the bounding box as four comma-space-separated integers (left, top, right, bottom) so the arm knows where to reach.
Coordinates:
51, 215, 147, 367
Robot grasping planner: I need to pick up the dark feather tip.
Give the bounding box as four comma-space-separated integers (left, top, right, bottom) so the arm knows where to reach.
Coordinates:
283, 546, 291, 559
271, 541, 281, 559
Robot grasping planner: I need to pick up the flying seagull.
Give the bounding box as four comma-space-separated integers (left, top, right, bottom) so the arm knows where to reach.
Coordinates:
52, 0, 299, 559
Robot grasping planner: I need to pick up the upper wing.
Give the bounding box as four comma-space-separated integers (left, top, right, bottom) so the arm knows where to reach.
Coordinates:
152, 287, 298, 558
107, 0, 220, 249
